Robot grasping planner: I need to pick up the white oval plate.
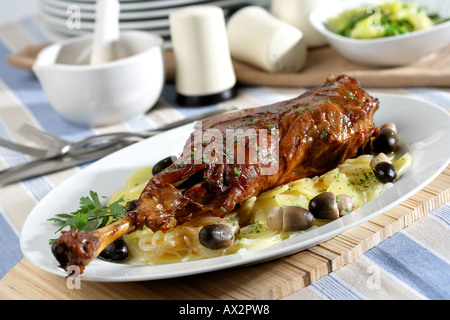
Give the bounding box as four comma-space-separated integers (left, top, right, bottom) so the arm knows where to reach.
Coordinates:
20, 94, 450, 282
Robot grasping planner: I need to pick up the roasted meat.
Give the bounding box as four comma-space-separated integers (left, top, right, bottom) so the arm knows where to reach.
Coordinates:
52, 75, 379, 273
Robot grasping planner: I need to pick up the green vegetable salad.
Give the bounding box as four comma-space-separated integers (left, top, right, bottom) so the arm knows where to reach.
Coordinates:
326, 1, 450, 39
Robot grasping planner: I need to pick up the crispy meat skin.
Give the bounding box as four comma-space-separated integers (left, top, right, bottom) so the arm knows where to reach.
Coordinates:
52, 75, 378, 272
133, 75, 379, 232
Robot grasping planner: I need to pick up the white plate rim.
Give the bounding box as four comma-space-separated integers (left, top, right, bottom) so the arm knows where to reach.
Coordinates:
40, 0, 214, 11
40, 10, 171, 29
40, 0, 256, 12
20, 93, 450, 282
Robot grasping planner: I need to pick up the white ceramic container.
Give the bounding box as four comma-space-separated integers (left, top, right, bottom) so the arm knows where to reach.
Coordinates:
310, 0, 450, 67
33, 31, 165, 127
271, 0, 334, 47
227, 6, 307, 73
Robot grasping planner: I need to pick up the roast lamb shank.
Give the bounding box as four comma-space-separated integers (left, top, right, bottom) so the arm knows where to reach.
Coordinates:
52, 75, 379, 273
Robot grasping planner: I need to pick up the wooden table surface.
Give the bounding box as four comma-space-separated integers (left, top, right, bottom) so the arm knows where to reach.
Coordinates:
1, 165, 448, 300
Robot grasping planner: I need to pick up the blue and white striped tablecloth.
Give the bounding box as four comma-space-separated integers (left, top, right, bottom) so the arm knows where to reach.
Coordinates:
0, 16, 449, 300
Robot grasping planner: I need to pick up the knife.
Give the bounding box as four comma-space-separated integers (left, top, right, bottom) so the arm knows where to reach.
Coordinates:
0, 141, 134, 186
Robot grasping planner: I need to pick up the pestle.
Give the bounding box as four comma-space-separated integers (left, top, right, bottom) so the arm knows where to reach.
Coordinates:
90, 0, 121, 65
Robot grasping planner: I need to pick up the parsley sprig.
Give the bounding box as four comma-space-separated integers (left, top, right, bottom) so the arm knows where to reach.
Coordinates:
48, 191, 127, 244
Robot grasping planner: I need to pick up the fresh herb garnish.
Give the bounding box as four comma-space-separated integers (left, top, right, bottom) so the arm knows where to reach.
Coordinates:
234, 167, 241, 178
255, 143, 261, 154
48, 191, 127, 244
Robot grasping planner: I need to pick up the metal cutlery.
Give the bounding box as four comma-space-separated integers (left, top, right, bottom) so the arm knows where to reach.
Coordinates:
18, 124, 70, 151
0, 106, 238, 159
0, 128, 154, 159
0, 106, 239, 185
17, 125, 158, 159
0, 140, 135, 186
0, 138, 50, 158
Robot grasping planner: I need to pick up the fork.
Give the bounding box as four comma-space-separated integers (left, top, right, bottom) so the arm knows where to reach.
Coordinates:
0, 127, 158, 159
0, 138, 50, 158
18, 124, 160, 158
11, 106, 239, 158
18, 124, 70, 151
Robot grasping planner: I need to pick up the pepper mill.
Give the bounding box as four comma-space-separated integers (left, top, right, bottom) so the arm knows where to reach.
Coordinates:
169, 5, 237, 107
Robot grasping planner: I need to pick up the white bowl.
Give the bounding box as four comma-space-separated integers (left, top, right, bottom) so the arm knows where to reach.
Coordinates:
310, 0, 450, 67
33, 31, 165, 127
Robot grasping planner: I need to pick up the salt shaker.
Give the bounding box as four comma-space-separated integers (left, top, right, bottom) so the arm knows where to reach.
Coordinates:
227, 6, 307, 74
271, 0, 334, 47
169, 5, 237, 106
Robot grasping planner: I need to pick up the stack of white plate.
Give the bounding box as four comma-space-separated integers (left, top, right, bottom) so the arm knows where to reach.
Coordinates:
39, 0, 269, 47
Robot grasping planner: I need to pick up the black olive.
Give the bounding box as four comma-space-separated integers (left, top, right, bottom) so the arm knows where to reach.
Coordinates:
373, 128, 399, 154
125, 199, 138, 212
267, 206, 314, 232
199, 224, 234, 250
370, 153, 390, 170
266, 207, 284, 231
308, 192, 339, 220
99, 237, 129, 262
284, 207, 314, 231
51, 242, 68, 268
381, 122, 397, 133
152, 156, 176, 176
373, 162, 398, 183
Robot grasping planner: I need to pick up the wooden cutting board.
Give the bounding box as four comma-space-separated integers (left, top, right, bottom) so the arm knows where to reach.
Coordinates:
1, 165, 449, 300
